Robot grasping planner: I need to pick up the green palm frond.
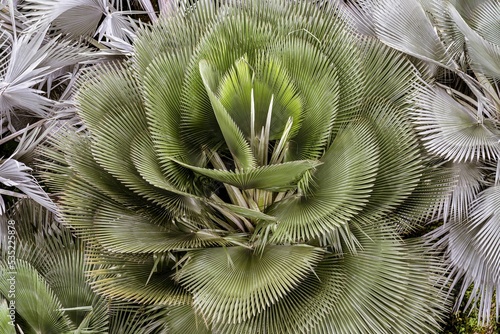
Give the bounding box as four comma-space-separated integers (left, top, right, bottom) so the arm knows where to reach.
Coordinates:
0, 300, 16, 334
311, 225, 449, 334
0, 200, 111, 333
87, 251, 190, 306
177, 244, 324, 325
0, 260, 73, 333
268, 121, 380, 242
164, 304, 211, 334
106, 304, 170, 334
359, 36, 422, 106
199, 59, 256, 170
356, 102, 423, 216
92, 201, 235, 253
172, 158, 321, 192
272, 37, 340, 160
217, 224, 449, 334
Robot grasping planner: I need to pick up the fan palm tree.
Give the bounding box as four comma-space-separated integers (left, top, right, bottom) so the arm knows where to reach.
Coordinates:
342, 0, 500, 325
38, 1, 458, 332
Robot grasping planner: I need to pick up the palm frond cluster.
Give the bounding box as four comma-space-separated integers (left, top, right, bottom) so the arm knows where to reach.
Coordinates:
0, 0, 499, 333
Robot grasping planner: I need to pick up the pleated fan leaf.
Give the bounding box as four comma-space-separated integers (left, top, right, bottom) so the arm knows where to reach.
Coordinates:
199, 60, 256, 170
177, 245, 324, 325
311, 226, 449, 334
469, 1, 500, 46
356, 101, 423, 216
88, 254, 190, 306
448, 3, 500, 80
468, 185, 500, 279
92, 202, 234, 253
164, 304, 211, 334
413, 86, 500, 162
372, 0, 447, 64
269, 121, 379, 242
216, 225, 449, 334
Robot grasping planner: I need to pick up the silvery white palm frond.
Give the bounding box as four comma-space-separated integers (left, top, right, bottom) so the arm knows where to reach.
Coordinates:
137, 0, 158, 21
0, 30, 52, 117
413, 86, 500, 163
336, 0, 376, 36
0, 29, 91, 117
436, 162, 484, 223
371, 0, 448, 64
433, 183, 500, 324
358, 0, 500, 325
23, 0, 143, 42
0, 156, 55, 215
448, 3, 500, 81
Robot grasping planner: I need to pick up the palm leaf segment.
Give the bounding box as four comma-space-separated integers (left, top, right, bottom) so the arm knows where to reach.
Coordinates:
42, 1, 452, 332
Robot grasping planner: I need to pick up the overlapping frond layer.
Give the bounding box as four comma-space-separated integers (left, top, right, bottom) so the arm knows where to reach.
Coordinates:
312, 226, 449, 334
105, 304, 171, 334
357, 102, 422, 216
431, 204, 500, 324
0, 300, 16, 334
470, 1, 500, 46
269, 121, 380, 242
92, 201, 233, 253
0, 202, 111, 332
359, 37, 422, 107
215, 225, 448, 334
87, 252, 190, 306
164, 304, 211, 334
339, 0, 500, 326
31, 240, 102, 330
371, 0, 447, 63
173, 158, 320, 191
469, 185, 500, 279
435, 162, 483, 223
177, 245, 324, 324
393, 162, 455, 232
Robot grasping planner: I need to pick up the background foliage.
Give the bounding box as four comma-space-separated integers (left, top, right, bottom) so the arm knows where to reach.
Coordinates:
0, 0, 499, 333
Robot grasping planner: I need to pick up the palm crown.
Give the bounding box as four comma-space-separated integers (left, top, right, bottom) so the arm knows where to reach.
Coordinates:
36, 0, 458, 332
